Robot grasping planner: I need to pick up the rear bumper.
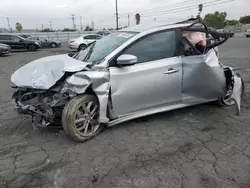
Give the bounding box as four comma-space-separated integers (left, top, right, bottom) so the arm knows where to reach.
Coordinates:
68, 44, 78, 49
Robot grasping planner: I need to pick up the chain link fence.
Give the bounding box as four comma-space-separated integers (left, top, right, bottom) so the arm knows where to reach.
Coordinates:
225, 24, 250, 33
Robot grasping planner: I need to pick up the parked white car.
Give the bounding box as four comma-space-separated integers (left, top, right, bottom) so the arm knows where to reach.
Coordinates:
68, 34, 103, 51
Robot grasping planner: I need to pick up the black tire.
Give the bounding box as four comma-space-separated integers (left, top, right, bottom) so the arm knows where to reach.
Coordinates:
217, 77, 245, 107
62, 95, 104, 142
247, 36, 250, 38
78, 44, 87, 51
50, 43, 57, 48
27, 44, 37, 51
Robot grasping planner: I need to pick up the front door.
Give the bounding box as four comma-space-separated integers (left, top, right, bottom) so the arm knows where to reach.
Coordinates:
109, 30, 183, 116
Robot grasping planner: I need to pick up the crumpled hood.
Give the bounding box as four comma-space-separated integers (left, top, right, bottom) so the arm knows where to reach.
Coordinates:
11, 54, 91, 90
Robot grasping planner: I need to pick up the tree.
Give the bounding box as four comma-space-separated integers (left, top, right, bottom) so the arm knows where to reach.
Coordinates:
84, 25, 93, 31
40, 28, 54, 32
239, 15, 250, 24
135, 13, 141, 25
15, 22, 23, 32
62, 28, 76, 32
204, 11, 227, 29
225, 19, 239, 26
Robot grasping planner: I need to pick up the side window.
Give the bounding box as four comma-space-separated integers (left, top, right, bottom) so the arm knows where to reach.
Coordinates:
122, 31, 176, 64
11, 36, 20, 42
84, 35, 93, 40
95, 35, 102, 40
0, 35, 11, 40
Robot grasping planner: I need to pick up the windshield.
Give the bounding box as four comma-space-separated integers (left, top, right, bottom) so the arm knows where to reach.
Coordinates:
73, 31, 137, 63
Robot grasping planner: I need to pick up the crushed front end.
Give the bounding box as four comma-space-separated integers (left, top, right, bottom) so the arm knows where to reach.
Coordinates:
12, 87, 70, 129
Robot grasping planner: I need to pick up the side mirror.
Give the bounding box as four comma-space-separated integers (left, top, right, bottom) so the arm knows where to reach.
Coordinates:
19, 39, 23, 42
117, 54, 137, 65
45, 39, 48, 41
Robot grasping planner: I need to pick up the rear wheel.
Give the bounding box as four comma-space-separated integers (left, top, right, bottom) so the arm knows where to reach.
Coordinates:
78, 44, 87, 51
27, 44, 37, 51
62, 95, 103, 142
50, 43, 57, 48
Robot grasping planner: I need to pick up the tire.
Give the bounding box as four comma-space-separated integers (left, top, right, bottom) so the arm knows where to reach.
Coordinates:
62, 95, 104, 142
50, 43, 57, 48
217, 77, 245, 107
78, 44, 87, 51
27, 44, 37, 51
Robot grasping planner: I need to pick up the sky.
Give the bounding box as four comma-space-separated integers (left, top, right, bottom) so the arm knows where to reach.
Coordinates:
0, 0, 249, 30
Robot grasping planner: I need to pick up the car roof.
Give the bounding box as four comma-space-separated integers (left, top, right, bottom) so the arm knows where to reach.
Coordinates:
120, 20, 192, 33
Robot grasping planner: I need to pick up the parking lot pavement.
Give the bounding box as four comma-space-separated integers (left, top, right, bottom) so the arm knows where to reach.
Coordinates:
0, 35, 250, 188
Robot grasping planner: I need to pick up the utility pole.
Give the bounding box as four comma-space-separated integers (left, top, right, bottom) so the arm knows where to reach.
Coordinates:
80, 16, 83, 31
115, 0, 119, 30
6, 17, 11, 32
128, 14, 130, 27
49, 21, 52, 31
70, 14, 76, 30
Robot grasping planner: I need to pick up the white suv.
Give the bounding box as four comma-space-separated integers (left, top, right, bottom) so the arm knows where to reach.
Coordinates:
68, 34, 102, 51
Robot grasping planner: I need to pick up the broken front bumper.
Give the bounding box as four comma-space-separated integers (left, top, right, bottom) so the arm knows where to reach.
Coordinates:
12, 89, 70, 128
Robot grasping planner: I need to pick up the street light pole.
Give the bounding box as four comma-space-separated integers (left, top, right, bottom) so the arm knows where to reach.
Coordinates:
115, 0, 119, 30
70, 14, 76, 30
6, 17, 11, 32
49, 21, 52, 31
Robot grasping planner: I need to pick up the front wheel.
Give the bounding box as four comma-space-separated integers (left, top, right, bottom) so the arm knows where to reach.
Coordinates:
27, 44, 37, 51
62, 95, 103, 142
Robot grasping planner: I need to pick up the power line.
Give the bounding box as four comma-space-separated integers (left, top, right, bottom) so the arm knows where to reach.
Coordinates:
139, 0, 234, 18
119, 0, 200, 16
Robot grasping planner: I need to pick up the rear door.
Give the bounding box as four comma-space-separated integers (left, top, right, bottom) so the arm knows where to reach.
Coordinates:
109, 29, 183, 116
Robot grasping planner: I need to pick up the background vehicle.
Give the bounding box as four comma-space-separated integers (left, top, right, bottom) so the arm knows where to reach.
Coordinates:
0, 43, 11, 56
27, 36, 61, 48
245, 29, 250, 38
96, 30, 111, 36
68, 34, 102, 51
0, 34, 40, 51
216, 28, 234, 37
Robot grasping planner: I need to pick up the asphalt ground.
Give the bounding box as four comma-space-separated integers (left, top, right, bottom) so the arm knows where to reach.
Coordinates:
0, 33, 250, 188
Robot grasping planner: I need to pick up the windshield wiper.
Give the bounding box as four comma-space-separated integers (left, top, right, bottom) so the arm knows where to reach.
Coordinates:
83, 42, 96, 61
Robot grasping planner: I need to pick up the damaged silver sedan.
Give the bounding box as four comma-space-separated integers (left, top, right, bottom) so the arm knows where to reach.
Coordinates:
11, 18, 245, 142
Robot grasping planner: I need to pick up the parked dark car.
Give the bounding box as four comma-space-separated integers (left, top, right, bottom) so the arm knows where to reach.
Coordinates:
18, 34, 32, 39
96, 30, 111, 36
0, 43, 11, 56
27, 36, 61, 48
0, 34, 40, 51
216, 29, 234, 37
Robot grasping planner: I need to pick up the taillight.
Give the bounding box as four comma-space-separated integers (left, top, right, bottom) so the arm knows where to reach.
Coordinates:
69, 40, 75, 43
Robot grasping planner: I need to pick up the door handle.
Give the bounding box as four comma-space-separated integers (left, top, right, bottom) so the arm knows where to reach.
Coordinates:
164, 68, 179, 74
